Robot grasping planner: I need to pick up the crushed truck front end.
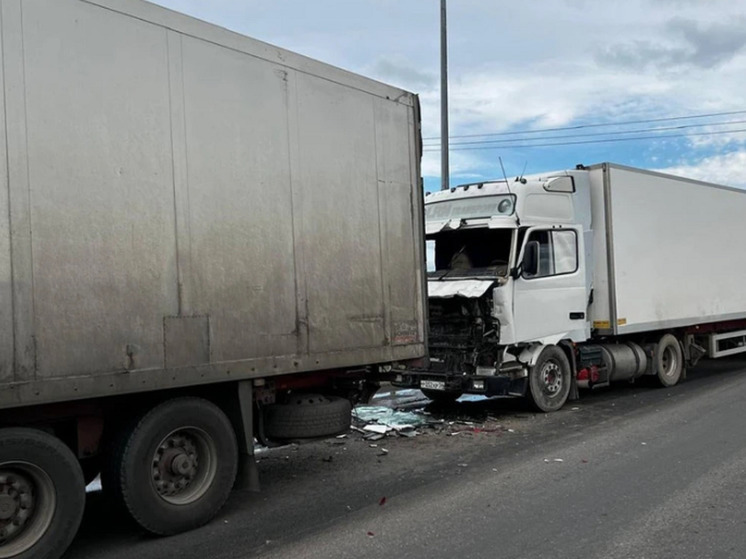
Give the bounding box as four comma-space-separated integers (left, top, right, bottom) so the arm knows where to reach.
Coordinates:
394, 171, 593, 405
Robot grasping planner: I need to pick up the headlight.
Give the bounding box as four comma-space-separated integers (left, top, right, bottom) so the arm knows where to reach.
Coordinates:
498, 198, 513, 214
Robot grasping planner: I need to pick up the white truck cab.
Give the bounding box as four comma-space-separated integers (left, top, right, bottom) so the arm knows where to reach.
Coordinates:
399, 163, 746, 411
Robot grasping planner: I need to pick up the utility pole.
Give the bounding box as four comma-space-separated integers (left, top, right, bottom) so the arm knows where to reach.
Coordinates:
440, 0, 450, 191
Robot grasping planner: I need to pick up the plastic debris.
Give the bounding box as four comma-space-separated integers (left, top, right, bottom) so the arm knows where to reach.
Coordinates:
353, 405, 441, 439
457, 394, 489, 403
367, 532, 375, 538
544, 458, 564, 463
354, 406, 430, 427
363, 424, 388, 434
379, 497, 387, 506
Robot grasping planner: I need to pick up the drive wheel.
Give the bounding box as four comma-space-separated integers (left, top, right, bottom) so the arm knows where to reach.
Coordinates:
528, 346, 571, 412
0, 428, 85, 559
656, 334, 683, 387
102, 398, 238, 536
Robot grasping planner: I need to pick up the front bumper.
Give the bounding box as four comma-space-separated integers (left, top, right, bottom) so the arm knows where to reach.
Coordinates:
393, 371, 528, 397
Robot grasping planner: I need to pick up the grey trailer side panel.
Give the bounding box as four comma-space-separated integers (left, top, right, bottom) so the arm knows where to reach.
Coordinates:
83, 0, 411, 106
23, 0, 179, 378
0, 5, 11, 384
0, 0, 425, 408
374, 98, 424, 346
2, 0, 35, 383
180, 34, 299, 361
296, 73, 385, 353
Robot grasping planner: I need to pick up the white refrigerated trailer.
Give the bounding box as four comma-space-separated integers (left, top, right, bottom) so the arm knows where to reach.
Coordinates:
398, 163, 746, 411
0, 1, 426, 558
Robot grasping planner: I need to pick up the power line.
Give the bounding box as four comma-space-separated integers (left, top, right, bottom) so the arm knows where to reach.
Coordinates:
423, 119, 746, 148
422, 109, 746, 141
422, 127, 746, 152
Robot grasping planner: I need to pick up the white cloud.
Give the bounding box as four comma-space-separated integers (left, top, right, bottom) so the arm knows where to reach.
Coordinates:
656, 150, 746, 187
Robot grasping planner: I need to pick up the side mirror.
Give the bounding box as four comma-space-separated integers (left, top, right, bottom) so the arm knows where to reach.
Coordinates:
522, 240, 540, 277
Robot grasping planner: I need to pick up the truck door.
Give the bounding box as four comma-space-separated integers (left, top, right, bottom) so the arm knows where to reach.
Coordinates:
512, 226, 589, 343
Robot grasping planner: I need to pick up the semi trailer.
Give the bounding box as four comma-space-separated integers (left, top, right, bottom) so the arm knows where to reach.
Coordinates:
396, 163, 746, 412
0, 1, 426, 558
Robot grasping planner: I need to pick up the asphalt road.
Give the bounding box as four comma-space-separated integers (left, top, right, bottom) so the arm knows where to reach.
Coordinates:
67, 357, 746, 559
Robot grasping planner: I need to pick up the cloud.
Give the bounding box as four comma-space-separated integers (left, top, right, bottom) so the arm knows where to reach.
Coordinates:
597, 17, 746, 71
656, 150, 746, 187
368, 57, 437, 90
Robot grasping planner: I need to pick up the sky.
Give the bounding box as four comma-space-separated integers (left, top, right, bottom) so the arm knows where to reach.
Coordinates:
149, 0, 746, 192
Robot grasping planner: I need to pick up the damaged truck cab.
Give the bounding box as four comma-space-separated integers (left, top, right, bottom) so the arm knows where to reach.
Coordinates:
409, 171, 592, 411
398, 163, 746, 412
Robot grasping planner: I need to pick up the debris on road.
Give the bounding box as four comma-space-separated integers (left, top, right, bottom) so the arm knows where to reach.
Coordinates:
362, 424, 389, 435
353, 406, 431, 437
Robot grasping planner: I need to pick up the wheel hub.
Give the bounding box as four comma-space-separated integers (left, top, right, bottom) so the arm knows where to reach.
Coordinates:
662, 346, 677, 376
0, 495, 16, 521
541, 362, 562, 395
0, 472, 35, 545
170, 454, 194, 476
152, 434, 200, 498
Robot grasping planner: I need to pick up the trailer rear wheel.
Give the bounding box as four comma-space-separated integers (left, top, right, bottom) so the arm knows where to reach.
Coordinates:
0, 428, 85, 559
528, 346, 571, 412
656, 334, 683, 387
102, 398, 238, 536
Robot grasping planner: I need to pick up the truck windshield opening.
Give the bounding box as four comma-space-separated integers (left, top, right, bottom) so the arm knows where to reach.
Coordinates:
428, 228, 513, 278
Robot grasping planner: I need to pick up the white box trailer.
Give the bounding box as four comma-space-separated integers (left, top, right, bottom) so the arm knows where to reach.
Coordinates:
399, 162, 746, 413
589, 164, 746, 337
0, 1, 425, 558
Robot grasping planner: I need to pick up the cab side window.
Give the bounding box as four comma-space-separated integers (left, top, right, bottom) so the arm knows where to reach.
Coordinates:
523, 229, 577, 278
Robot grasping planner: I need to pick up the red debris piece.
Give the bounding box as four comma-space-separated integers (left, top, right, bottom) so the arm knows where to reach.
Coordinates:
379, 497, 387, 506
367, 531, 375, 537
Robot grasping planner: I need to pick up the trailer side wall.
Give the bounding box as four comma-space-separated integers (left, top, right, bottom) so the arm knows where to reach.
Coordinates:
592, 164, 746, 335
0, 0, 425, 408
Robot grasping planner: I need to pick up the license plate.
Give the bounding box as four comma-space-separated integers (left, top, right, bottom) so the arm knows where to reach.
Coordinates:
421, 380, 446, 391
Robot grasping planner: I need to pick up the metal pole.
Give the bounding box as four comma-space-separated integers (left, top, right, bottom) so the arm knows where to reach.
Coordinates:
440, 0, 450, 191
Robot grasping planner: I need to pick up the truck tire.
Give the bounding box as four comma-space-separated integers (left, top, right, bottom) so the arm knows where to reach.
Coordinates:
263, 394, 351, 441
527, 346, 571, 412
421, 389, 462, 404
656, 334, 683, 387
0, 428, 85, 559
102, 398, 238, 536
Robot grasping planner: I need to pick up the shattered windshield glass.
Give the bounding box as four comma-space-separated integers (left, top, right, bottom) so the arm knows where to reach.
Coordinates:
428, 228, 513, 278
